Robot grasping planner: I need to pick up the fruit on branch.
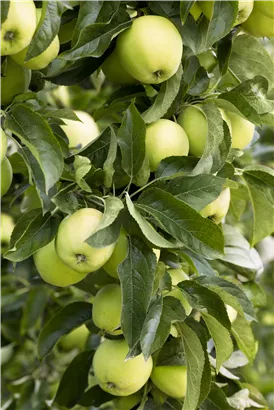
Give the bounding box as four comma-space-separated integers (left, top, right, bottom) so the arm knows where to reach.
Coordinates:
197, 50, 218, 72
1, 213, 15, 253
146, 119, 189, 172
242, 1, 274, 37
165, 269, 192, 315
92, 284, 122, 335
199, 0, 254, 25
200, 188, 231, 224
1, 0, 37, 55
190, 2, 202, 20
112, 393, 142, 410
102, 48, 138, 85
116, 16, 183, 84
1, 129, 8, 162
226, 305, 238, 323
59, 18, 77, 44
226, 111, 255, 149
1, 157, 13, 196
33, 239, 87, 287
177, 105, 207, 157
11, 9, 60, 70
56, 208, 116, 274
103, 232, 128, 279
151, 365, 187, 399
59, 325, 90, 351
60, 110, 100, 153
93, 338, 153, 396
1, 57, 31, 106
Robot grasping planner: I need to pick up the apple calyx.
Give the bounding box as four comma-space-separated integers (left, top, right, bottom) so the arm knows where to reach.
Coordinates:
76, 253, 87, 265
4, 30, 16, 42
154, 70, 162, 79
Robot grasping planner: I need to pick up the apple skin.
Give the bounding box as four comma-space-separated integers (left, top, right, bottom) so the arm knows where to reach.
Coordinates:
56, 208, 116, 274
1, 213, 15, 253
1, 57, 31, 106
1, 157, 13, 196
242, 1, 274, 37
165, 269, 192, 315
116, 16, 183, 85
226, 305, 238, 323
146, 119, 189, 172
151, 365, 187, 399
112, 392, 142, 410
33, 239, 87, 287
197, 50, 217, 72
1, 0, 37, 56
226, 111, 255, 149
177, 105, 207, 157
60, 110, 100, 153
59, 325, 90, 351
103, 232, 128, 279
190, 3, 202, 20
59, 18, 77, 44
102, 48, 138, 85
200, 188, 230, 224
11, 9, 60, 70
92, 284, 122, 335
199, 1, 254, 25
93, 339, 153, 396
1, 129, 8, 163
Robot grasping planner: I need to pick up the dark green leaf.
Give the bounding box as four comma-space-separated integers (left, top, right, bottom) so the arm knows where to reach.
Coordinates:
231, 315, 257, 361
156, 337, 186, 366
78, 385, 114, 407
1, 1, 10, 23
155, 156, 199, 179
140, 295, 163, 360
20, 286, 49, 335
103, 127, 117, 188
180, 1, 195, 24
51, 182, 79, 214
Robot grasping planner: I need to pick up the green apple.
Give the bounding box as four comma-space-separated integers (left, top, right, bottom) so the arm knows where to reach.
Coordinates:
1, 157, 13, 196
1, 129, 8, 162
1, 57, 31, 106
177, 105, 207, 157
242, 1, 274, 37
11, 9, 60, 70
146, 119, 189, 172
165, 269, 192, 315
190, 2, 202, 20
102, 48, 138, 85
56, 208, 116, 274
226, 111, 255, 149
112, 392, 142, 410
151, 365, 187, 399
116, 16, 183, 84
93, 338, 153, 396
1, 213, 15, 253
59, 18, 77, 44
92, 284, 122, 335
200, 188, 230, 224
60, 110, 100, 153
59, 325, 90, 350
197, 50, 217, 72
103, 232, 128, 279
226, 305, 238, 323
199, 1, 254, 25
1, 0, 37, 56
33, 239, 87, 286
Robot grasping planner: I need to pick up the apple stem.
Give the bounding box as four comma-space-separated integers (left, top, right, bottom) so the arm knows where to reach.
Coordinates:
154, 70, 162, 79
107, 382, 116, 389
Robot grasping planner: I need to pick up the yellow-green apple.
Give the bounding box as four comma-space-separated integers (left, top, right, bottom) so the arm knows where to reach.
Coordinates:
59, 325, 90, 350
197, 50, 217, 72
1, 0, 37, 56
151, 365, 187, 398
1, 129, 8, 162
190, 2, 202, 20
102, 48, 138, 85
112, 393, 142, 410
33, 239, 87, 286
55, 208, 115, 274
11, 9, 60, 70
200, 188, 230, 224
1, 213, 15, 253
199, 1, 254, 25
103, 231, 128, 279
146, 119, 189, 172
1, 157, 13, 196
58, 18, 77, 44
93, 338, 153, 396
1, 57, 31, 106
60, 110, 100, 153
242, 1, 274, 37
92, 284, 122, 335
165, 269, 192, 315
177, 105, 207, 157
226, 111, 255, 149
116, 16, 183, 84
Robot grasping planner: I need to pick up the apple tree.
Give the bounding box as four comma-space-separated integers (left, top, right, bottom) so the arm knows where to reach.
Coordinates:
1, 1, 274, 410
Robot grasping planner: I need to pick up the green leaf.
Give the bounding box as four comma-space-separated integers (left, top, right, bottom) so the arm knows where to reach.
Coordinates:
183, 56, 210, 96
38, 301, 92, 359
142, 65, 183, 124
39, 108, 80, 121
140, 295, 163, 360
55, 350, 94, 407
5, 104, 63, 193
137, 188, 225, 259
117, 103, 146, 178
180, 250, 216, 276
155, 156, 199, 179
1, 1, 9, 23
103, 127, 117, 188
74, 155, 92, 192
180, 1, 195, 24
4, 210, 60, 262
231, 315, 257, 362
118, 238, 156, 353
201, 383, 235, 410
78, 385, 114, 407
148, 1, 180, 18
242, 165, 274, 245
80, 127, 112, 168
20, 286, 49, 336
156, 337, 186, 366
51, 182, 79, 215
133, 155, 150, 188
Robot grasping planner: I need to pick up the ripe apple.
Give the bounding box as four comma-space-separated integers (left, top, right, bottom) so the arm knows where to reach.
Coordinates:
11, 9, 60, 70
1, 57, 31, 106
197, 50, 217, 72
177, 105, 207, 157
200, 188, 230, 224
33, 239, 87, 287
93, 338, 153, 396
103, 232, 128, 279
112, 392, 142, 410
165, 269, 192, 315
226, 305, 238, 323
55, 208, 116, 274
92, 284, 122, 335
242, 1, 274, 37
1, 157, 13, 196
146, 119, 189, 172
59, 18, 77, 44
151, 365, 187, 399
199, 1, 254, 25
1, 129, 8, 162
102, 48, 138, 85
116, 16, 183, 84
226, 111, 255, 149
59, 325, 90, 351
60, 110, 100, 153
1, 0, 37, 56
1, 213, 15, 253
190, 3, 202, 20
